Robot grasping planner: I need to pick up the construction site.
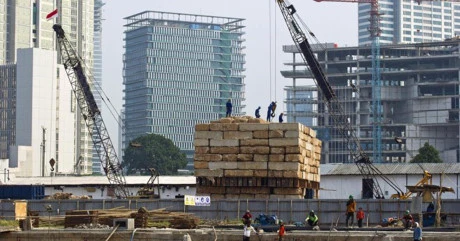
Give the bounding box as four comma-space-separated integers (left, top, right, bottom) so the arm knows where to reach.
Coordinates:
0, 0, 460, 240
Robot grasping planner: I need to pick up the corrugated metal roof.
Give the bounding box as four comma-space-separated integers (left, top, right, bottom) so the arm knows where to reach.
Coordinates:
6, 175, 196, 186
321, 163, 460, 175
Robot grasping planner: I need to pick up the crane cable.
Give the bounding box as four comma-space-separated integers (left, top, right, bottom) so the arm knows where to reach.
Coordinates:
269, 0, 273, 102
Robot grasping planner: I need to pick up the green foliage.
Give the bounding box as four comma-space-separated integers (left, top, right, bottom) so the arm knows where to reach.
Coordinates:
411, 142, 443, 163
0, 219, 17, 227
123, 133, 187, 175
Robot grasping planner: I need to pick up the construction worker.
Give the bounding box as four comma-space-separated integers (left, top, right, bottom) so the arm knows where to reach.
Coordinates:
242, 210, 252, 225
305, 210, 319, 227
255, 106, 261, 118
279, 113, 284, 123
402, 210, 414, 230
356, 207, 365, 228
226, 99, 233, 117
242, 222, 257, 241
346, 195, 356, 227
413, 222, 422, 241
277, 220, 285, 241
266, 103, 273, 122
271, 101, 277, 117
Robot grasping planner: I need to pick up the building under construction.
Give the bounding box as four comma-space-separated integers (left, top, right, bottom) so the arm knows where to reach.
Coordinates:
283, 39, 460, 164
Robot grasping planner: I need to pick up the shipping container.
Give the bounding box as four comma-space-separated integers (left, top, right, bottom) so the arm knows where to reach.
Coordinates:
0, 185, 45, 200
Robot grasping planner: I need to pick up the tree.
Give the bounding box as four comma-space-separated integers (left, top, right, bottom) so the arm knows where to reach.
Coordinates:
123, 133, 187, 175
410, 142, 443, 163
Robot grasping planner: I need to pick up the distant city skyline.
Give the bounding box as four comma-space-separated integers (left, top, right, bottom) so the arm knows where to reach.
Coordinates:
101, 0, 358, 149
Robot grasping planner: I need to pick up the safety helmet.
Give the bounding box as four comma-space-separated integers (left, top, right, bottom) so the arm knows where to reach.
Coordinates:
349, 195, 353, 199
406, 210, 410, 214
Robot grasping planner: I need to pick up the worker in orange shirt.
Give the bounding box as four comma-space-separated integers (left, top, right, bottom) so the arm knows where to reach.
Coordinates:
277, 220, 285, 241
346, 195, 356, 227
356, 207, 365, 228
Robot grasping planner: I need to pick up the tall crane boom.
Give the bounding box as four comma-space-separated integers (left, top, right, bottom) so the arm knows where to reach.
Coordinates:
53, 24, 129, 198
276, 0, 404, 198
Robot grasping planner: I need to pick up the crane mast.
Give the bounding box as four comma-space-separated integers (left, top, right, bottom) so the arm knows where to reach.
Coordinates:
276, 0, 403, 198
53, 24, 129, 198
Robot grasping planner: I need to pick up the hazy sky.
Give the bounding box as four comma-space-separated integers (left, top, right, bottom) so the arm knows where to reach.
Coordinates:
100, 0, 358, 148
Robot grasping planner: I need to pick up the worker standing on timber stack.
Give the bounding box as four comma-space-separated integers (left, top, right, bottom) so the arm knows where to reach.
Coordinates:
255, 106, 261, 118
346, 195, 356, 227
226, 99, 233, 117
278, 113, 284, 123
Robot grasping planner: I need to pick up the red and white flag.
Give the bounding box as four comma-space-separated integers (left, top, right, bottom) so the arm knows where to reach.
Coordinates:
46, 9, 58, 21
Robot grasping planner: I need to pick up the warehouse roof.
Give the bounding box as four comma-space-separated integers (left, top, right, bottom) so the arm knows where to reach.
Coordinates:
321, 163, 460, 176
6, 175, 196, 186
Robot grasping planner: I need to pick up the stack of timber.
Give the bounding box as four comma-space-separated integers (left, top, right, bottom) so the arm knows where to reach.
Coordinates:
64, 208, 199, 229
194, 116, 321, 199
64, 210, 99, 228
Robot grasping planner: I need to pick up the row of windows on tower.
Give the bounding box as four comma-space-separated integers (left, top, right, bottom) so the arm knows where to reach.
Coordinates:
152, 25, 223, 39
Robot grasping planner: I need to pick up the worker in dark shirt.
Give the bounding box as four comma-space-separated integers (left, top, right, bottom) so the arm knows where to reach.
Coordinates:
226, 99, 233, 117
279, 113, 284, 123
255, 106, 261, 118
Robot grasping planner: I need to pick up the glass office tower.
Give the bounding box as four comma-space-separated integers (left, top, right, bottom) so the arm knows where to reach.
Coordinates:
359, 0, 460, 45
123, 11, 246, 170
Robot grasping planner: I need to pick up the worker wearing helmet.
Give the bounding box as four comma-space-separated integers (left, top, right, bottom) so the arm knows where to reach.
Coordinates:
402, 209, 414, 230
346, 195, 356, 227
305, 210, 319, 227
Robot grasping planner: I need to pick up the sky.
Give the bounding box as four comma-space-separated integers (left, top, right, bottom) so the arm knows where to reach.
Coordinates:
100, 0, 358, 148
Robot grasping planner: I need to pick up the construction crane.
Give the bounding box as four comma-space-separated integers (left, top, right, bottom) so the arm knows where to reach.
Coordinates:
314, 0, 383, 163
53, 24, 130, 198
135, 168, 160, 199
276, 0, 404, 198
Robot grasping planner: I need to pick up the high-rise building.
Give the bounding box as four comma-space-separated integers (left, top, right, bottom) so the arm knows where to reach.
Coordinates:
11, 48, 75, 177
359, 1, 460, 45
91, 0, 105, 174
0, 0, 96, 176
123, 11, 246, 169
283, 40, 460, 164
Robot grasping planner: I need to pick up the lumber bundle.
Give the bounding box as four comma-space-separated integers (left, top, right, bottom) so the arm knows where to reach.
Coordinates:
65, 210, 98, 228
64, 208, 200, 229
44, 192, 91, 200
194, 116, 321, 199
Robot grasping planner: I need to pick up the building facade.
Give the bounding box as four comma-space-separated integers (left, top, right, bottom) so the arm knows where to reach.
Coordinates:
91, 0, 105, 174
0, 0, 97, 176
123, 11, 246, 169
359, 0, 460, 45
12, 48, 75, 177
282, 40, 460, 164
